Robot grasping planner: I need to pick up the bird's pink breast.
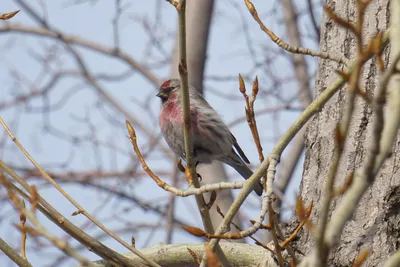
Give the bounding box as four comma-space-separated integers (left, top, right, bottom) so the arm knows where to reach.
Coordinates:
160, 98, 204, 135
160, 98, 183, 130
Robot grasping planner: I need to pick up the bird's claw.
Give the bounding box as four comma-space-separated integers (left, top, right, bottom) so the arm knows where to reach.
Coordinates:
177, 159, 201, 184
177, 159, 186, 173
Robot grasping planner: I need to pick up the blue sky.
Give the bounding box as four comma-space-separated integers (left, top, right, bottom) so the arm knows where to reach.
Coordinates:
0, 0, 321, 266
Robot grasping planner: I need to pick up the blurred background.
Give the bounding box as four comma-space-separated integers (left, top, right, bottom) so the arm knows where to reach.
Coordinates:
0, 0, 322, 266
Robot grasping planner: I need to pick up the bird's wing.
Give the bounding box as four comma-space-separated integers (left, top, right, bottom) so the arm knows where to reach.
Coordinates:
231, 133, 250, 164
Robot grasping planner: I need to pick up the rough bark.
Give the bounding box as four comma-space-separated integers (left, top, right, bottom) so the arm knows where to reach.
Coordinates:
297, 0, 400, 266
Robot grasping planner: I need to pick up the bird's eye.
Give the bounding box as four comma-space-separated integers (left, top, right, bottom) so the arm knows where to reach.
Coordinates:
163, 87, 174, 94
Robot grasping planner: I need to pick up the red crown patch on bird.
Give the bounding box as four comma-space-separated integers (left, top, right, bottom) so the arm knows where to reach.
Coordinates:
161, 80, 171, 88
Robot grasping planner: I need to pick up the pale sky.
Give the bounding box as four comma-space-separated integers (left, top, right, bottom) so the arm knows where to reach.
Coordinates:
0, 0, 321, 266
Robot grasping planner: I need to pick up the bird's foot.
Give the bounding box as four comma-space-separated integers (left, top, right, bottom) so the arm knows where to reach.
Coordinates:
176, 159, 201, 184
177, 159, 186, 173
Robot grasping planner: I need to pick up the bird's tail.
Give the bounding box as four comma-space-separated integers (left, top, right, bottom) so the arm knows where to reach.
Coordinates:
221, 154, 263, 196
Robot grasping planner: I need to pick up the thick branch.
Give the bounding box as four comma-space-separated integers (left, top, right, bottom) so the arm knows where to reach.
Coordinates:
0, 237, 33, 267
83, 243, 277, 267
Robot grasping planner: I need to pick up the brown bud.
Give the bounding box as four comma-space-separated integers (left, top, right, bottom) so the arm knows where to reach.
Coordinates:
305, 201, 313, 218
238, 74, 246, 95
126, 120, 136, 138
252, 76, 259, 96
245, 0, 256, 14
182, 225, 206, 237
216, 205, 222, 215
71, 210, 83, 216
0, 10, 20, 20
353, 250, 369, 267
205, 246, 219, 267
295, 195, 305, 219
187, 248, 200, 264
30, 185, 38, 214
20, 200, 26, 225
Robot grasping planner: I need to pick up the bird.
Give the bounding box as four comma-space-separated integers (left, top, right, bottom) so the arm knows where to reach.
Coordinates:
157, 78, 263, 196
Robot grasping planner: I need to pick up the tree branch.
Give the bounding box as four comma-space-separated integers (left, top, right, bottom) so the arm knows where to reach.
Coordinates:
83, 243, 277, 267
0, 237, 33, 267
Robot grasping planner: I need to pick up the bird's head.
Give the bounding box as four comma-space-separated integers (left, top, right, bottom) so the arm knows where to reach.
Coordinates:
156, 79, 181, 103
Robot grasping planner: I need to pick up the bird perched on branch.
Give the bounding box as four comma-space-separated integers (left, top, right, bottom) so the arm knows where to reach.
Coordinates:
157, 78, 263, 196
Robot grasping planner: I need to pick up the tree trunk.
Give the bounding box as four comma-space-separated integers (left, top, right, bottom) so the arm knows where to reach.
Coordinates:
297, 0, 400, 266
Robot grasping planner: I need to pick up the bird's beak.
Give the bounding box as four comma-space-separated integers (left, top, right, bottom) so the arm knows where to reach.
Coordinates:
156, 92, 167, 99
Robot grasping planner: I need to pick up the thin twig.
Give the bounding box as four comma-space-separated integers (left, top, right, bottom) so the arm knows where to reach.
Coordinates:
0, 173, 99, 267
268, 202, 284, 266
306, 0, 320, 42
215, 206, 276, 255
0, 161, 136, 266
128, 122, 248, 194
0, 118, 161, 267
171, 1, 230, 265
244, 0, 348, 65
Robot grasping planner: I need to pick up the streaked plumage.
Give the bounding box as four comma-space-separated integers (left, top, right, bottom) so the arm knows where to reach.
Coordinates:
157, 79, 263, 196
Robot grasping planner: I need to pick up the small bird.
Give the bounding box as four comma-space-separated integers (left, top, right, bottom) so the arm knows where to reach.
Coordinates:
157, 79, 263, 196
